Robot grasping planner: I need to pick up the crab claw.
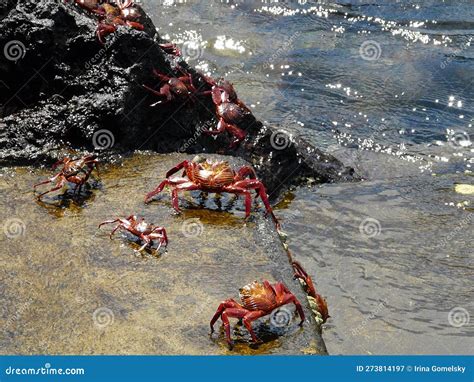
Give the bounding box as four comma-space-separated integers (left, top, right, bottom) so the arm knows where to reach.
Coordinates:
159, 43, 182, 56
292, 261, 330, 323
125, 20, 144, 31
116, 0, 134, 10
96, 23, 117, 44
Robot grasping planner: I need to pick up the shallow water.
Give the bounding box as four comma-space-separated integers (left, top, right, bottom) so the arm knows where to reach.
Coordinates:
143, 1, 473, 353
0, 153, 324, 355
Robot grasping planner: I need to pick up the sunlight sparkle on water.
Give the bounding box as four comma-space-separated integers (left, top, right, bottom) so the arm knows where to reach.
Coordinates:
214, 35, 246, 54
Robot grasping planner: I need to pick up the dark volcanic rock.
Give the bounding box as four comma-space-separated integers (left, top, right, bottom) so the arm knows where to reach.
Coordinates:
0, 0, 358, 196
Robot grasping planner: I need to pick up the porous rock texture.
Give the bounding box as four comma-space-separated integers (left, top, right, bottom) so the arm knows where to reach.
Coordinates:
0, 0, 358, 197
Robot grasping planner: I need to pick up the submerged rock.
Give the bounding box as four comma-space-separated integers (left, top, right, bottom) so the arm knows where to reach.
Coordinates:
0, 153, 327, 355
0, 0, 358, 197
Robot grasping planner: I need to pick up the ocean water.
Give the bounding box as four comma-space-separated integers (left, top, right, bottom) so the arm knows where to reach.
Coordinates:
143, 0, 473, 354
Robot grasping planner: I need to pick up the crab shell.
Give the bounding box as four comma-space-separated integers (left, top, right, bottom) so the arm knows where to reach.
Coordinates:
168, 78, 190, 97
217, 103, 245, 124
239, 281, 278, 312
187, 160, 236, 189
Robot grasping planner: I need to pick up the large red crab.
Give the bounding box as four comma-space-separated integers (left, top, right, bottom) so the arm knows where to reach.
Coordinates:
73, 0, 144, 44
144, 157, 280, 229
98, 215, 168, 252
34, 155, 99, 200
293, 261, 329, 323
210, 280, 305, 348
202, 77, 252, 148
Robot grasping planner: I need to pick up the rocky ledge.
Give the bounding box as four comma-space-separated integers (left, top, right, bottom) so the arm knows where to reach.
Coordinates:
0, 0, 358, 197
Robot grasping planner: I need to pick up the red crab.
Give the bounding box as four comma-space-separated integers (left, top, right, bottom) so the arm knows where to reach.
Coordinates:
292, 261, 329, 323
210, 280, 305, 348
34, 155, 99, 200
159, 42, 182, 56
144, 157, 280, 229
98, 215, 168, 252
143, 68, 207, 106
202, 77, 252, 148
73, 0, 144, 44
96, 1, 144, 44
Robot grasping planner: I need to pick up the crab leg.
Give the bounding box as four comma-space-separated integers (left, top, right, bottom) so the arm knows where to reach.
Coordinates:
171, 182, 201, 211
287, 295, 305, 326
241, 310, 267, 343
159, 43, 182, 56
36, 176, 67, 200
235, 165, 257, 181
116, 0, 133, 10
148, 227, 168, 250
98, 219, 124, 238
97, 23, 117, 44
34, 174, 60, 190
210, 299, 241, 330
210, 299, 245, 347
151, 227, 168, 246
165, 161, 190, 178
292, 261, 329, 322
51, 158, 68, 170
143, 84, 172, 105
222, 185, 253, 220
125, 21, 144, 30
292, 261, 316, 297
203, 119, 246, 148
137, 235, 151, 252
144, 179, 173, 203
109, 224, 123, 239
152, 69, 171, 83
144, 177, 188, 204
230, 179, 280, 229
272, 282, 305, 325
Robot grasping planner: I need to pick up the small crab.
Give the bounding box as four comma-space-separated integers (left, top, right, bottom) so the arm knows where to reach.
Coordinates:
143, 68, 207, 106
144, 156, 280, 229
293, 261, 329, 323
74, 0, 144, 44
98, 215, 168, 252
96, 1, 144, 44
202, 77, 252, 148
34, 155, 99, 200
210, 280, 305, 348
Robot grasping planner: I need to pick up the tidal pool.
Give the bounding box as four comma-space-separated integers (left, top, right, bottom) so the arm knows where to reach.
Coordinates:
0, 153, 325, 355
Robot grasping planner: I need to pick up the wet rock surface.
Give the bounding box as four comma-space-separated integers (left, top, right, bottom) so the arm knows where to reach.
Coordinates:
0, 0, 358, 198
0, 153, 326, 355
